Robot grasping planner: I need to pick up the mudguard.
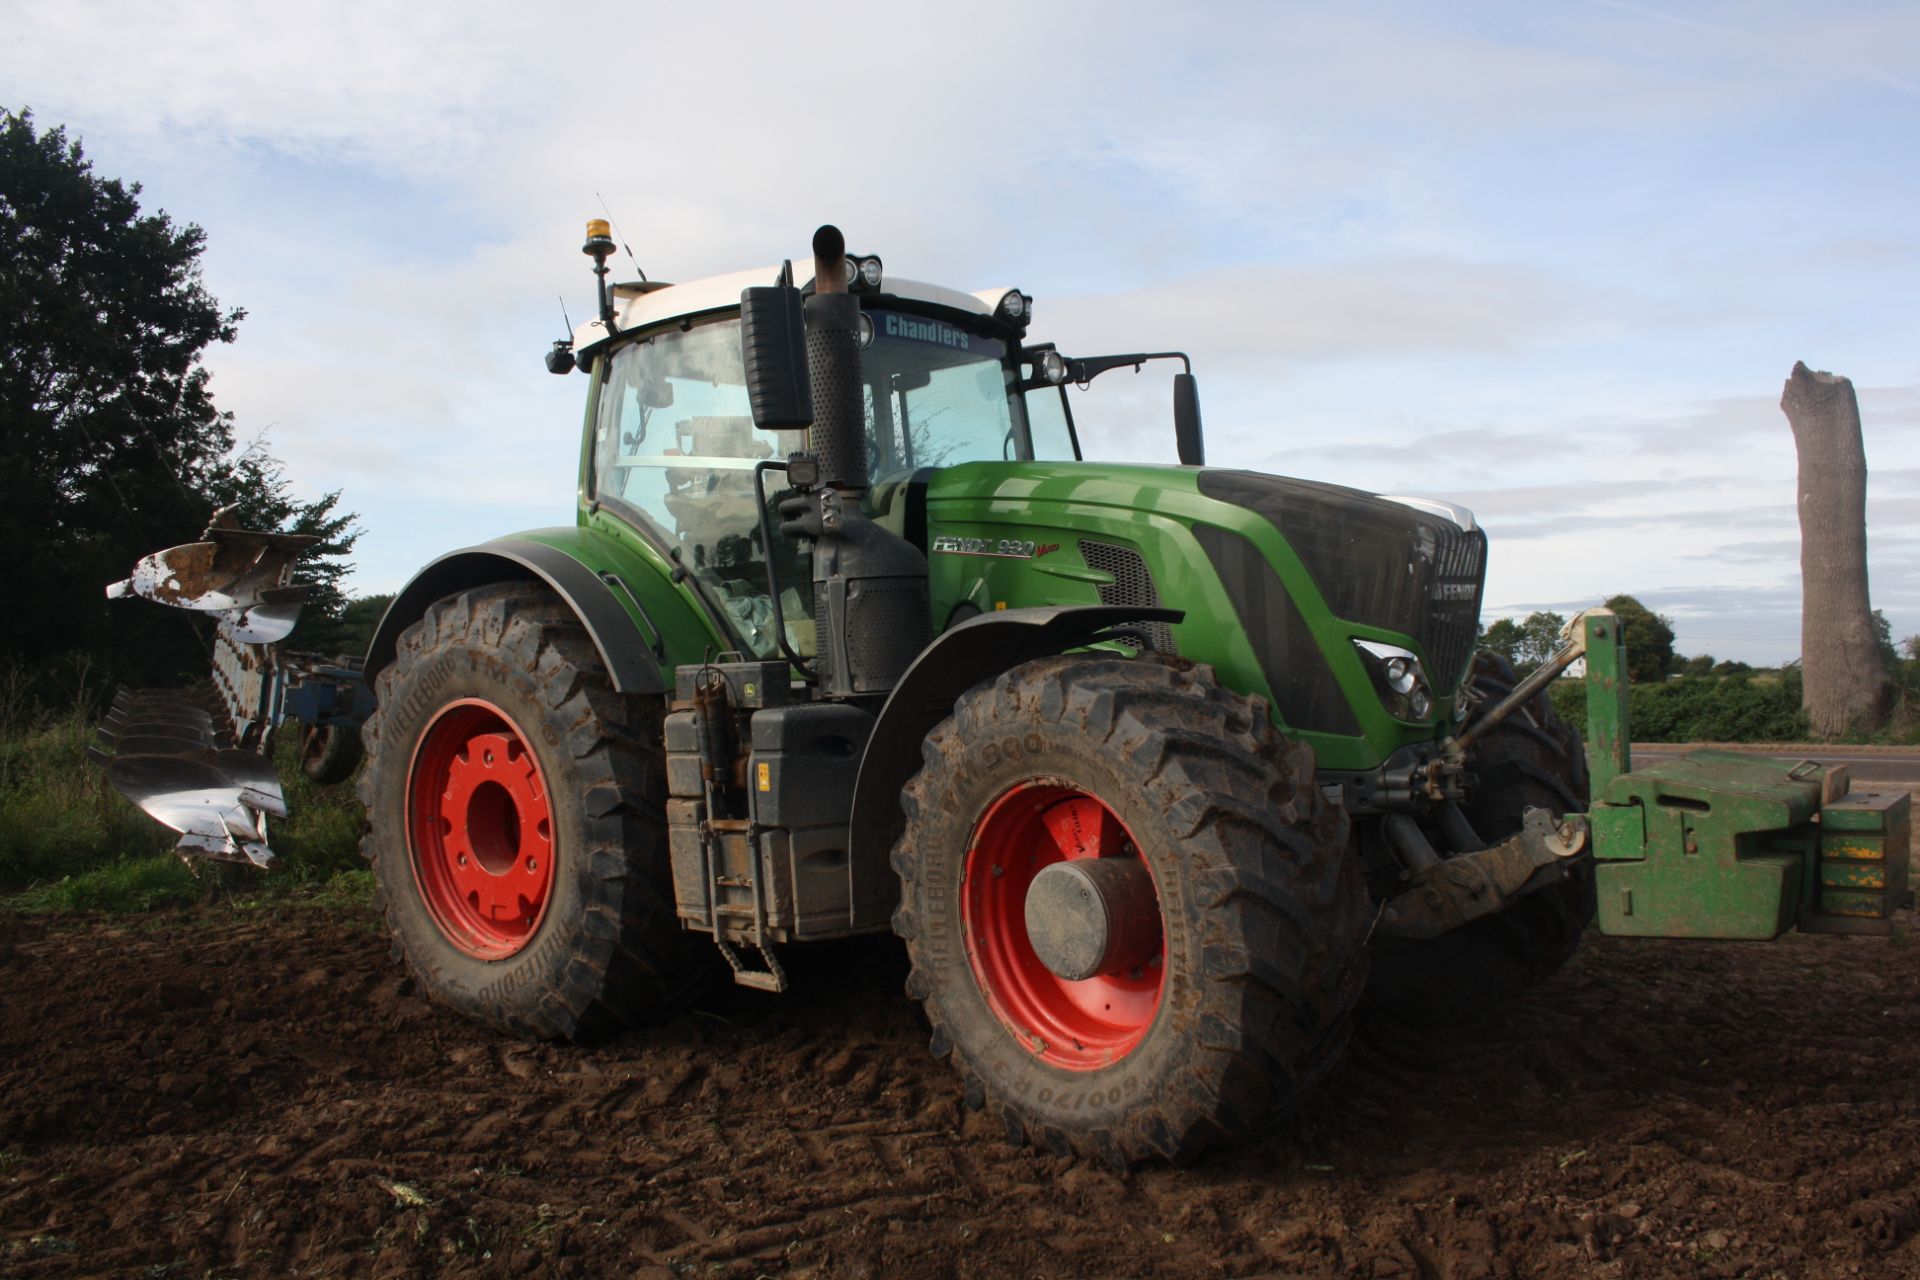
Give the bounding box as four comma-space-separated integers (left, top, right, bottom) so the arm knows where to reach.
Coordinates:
844, 604, 1183, 931
365, 536, 674, 695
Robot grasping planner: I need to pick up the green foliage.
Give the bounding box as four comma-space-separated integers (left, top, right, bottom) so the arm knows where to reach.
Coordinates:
268, 730, 368, 879
0, 706, 172, 888
0, 108, 358, 704
1603, 594, 1676, 683
7, 854, 201, 913
1549, 669, 1811, 743
1870, 609, 1897, 668
212, 437, 363, 657
328, 591, 397, 660
1480, 611, 1566, 675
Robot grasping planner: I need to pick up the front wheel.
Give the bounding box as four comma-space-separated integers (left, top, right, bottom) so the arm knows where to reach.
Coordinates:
892, 655, 1368, 1166
1364, 651, 1596, 1023
358, 583, 706, 1041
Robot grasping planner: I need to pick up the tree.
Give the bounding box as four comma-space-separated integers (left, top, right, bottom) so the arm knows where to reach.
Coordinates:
1516, 611, 1567, 673
1602, 594, 1675, 684
0, 108, 355, 698
1480, 617, 1523, 666
1781, 362, 1894, 737
1479, 611, 1566, 675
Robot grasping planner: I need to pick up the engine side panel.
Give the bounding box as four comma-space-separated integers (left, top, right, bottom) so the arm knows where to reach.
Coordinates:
915, 461, 1471, 772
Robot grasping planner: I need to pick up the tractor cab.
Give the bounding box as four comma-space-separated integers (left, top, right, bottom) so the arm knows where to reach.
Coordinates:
572, 265, 1078, 660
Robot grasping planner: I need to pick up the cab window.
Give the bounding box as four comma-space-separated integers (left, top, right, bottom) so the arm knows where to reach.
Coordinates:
591, 321, 810, 659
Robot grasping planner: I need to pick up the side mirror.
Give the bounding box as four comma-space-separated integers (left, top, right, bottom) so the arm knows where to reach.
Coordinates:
1174, 373, 1204, 466
740, 263, 813, 431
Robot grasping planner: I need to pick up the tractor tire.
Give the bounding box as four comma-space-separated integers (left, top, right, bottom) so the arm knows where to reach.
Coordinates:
892, 654, 1369, 1166
358, 583, 706, 1042
299, 722, 364, 784
1364, 651, 1596, 1025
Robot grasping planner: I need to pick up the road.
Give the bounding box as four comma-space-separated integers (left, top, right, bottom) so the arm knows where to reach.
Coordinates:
1632, 745, 1920, 789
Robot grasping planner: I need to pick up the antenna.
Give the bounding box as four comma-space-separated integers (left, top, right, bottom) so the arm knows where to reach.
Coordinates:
557, 294, 574, 334
595, 192, 647, 282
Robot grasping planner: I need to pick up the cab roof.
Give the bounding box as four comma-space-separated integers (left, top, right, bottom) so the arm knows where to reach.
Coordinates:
572, 266, 1009, 352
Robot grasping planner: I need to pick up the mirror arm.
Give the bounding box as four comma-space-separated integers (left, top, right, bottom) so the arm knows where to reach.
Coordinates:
1065, 350, 1192, 385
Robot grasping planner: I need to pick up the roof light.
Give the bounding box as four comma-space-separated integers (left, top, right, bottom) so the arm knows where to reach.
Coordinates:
856, 312, 875, 348
995, 289, 1033, 330
1039, 350, 1067, 384
845, 254, 883, 294
582, 219, 615, 257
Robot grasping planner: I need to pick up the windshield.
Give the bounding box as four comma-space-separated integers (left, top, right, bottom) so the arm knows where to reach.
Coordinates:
590, 308, 1029, 657
862, 311, 1020, 472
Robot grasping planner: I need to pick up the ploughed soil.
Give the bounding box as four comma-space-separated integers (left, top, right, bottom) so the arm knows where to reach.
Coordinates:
3, 905, 1918, 1279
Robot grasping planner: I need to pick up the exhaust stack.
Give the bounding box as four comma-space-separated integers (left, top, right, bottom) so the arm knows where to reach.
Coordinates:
802, 225, 869, 493
742, 224, 930, 699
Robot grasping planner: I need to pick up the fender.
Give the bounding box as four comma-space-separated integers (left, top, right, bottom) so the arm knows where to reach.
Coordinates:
365, 536, 675, 695
844, 604, 1183, 931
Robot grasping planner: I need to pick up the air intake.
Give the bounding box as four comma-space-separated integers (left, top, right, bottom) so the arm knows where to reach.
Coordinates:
1079, 541, 1177, 655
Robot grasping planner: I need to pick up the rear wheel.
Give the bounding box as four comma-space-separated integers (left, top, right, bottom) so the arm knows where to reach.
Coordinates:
1364, 651, 1596, 1024
358, 583, 705, 1041
892, 655, 1368, 1166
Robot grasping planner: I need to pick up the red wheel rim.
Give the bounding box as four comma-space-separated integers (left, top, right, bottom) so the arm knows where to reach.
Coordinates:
406, 699, 556, 959
961, 781, 1166, 1070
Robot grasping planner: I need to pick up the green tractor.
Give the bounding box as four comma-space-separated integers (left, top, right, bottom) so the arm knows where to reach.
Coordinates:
99, 223, 1910, 1166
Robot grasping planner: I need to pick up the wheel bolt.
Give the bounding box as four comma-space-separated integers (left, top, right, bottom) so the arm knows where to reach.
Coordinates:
484, 750, 495, 765
457, 854, 468, 867
527, 858, 538, 871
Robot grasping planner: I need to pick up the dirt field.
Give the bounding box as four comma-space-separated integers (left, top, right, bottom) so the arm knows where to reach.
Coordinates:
2, 902, 1917, 1279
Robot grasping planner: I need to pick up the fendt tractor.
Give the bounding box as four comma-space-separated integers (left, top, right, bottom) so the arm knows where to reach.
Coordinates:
98, 223, 1912, 1165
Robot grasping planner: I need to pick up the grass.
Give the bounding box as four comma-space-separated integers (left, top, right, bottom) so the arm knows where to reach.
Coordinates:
0, 692, 373, 915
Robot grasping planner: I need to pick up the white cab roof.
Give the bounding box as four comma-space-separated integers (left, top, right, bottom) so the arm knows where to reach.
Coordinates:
573, 266, 1006, 351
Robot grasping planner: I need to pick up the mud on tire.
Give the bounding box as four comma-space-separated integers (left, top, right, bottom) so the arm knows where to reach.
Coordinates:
1364, 650, 1597, 1024
891, 654, 1369, 1166
358, 583, 706, 1041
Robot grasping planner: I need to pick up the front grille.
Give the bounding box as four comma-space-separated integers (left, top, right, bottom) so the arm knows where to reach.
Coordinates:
1079, 541, 1177, 655
1424, 523, 1486, 688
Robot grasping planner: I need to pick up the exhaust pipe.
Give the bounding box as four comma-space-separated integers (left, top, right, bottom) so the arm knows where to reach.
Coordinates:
762, 225, 929, 701
803, 225, 870, 494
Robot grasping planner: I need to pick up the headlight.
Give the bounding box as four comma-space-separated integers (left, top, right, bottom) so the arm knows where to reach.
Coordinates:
1353, 639, 1435, 722
1039, 350, 1067, 384
855, 312, 875, 348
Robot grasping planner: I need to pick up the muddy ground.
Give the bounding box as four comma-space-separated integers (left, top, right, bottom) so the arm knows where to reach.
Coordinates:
2, 902, 1917, 1279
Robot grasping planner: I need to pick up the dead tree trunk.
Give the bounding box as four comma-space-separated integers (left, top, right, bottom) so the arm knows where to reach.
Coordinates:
1780, 361, 1893, 738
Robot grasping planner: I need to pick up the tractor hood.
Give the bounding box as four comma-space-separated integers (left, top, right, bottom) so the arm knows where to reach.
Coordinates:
1195, 469, 1488, 690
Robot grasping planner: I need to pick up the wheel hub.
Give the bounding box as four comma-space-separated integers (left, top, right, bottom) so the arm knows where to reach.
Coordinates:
407, 700, 556, 959
961, 782, 1167, 1070
1024, 857, 1160, 982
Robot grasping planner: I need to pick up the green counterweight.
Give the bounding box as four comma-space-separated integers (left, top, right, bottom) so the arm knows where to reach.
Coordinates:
1581, 612, 1911, 940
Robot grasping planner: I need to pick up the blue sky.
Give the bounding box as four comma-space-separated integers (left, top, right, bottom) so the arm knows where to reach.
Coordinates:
7, 0, 1916, 664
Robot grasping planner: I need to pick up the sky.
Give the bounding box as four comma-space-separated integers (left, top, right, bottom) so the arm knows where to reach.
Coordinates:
6, 0, 1916, 665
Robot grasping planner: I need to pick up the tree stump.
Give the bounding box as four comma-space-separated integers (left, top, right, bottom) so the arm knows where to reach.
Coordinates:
1780, 361, 1893, 738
